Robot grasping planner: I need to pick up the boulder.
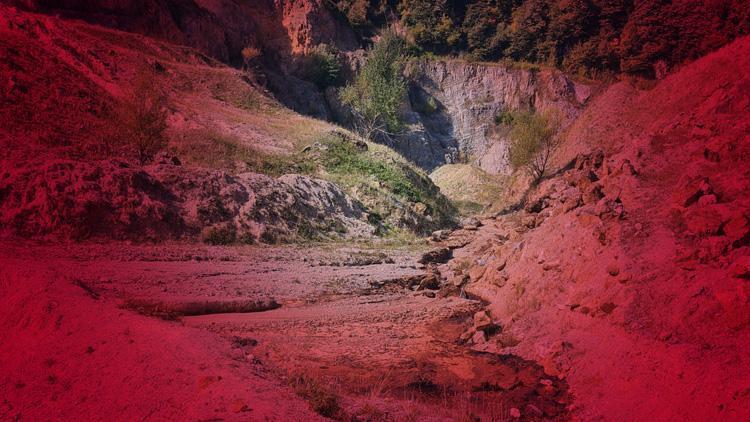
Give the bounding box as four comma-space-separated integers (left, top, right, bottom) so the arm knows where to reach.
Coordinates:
418, 248, 453, 265
417, 274, 441, 291
473, 311, 494, 331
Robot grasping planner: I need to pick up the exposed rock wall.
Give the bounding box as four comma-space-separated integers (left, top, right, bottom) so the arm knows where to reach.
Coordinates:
402, 60, 592, 174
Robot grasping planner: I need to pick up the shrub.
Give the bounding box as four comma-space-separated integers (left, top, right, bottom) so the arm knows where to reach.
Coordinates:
119, 65, 168, 164
300, 44, 342, 88
241, 46, 261, 71
494, 110, 515, 126
339, 31, 408, 140
508, 110, 561, 183
289, 374, 342, 418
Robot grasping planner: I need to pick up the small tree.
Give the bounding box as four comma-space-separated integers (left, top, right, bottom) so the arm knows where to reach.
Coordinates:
508, 110, 562, 183
120, 65, 168, 164
339, 31, 408, 141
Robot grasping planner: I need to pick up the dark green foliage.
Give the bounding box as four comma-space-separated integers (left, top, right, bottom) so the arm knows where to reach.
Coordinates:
393, 0, 750, 78
462, 0, 509, 60
324, 0, 390, 33
300, 44, 342, 88
400, 0, 461, 53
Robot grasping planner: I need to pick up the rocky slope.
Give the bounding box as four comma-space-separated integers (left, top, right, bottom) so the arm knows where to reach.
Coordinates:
0, 5, 454, 241
430, 36, 750, 421
0, 158, 375, 242
3, 0, 358, 119
4, 0, 357, 63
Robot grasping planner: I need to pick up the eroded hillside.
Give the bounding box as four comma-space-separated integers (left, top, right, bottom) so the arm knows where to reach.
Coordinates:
0, 5, 455, 242
1, 2, 750, 421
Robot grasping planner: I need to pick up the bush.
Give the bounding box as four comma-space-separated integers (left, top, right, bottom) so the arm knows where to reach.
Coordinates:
300, 44, 342, 88
241, 46, 261, 71
339, 31, 409, 140
119, 65, 168, 164
508, 110, 561, 183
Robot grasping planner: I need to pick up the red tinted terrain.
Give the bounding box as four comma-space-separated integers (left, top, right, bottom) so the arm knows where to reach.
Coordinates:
1, 2, 749, 421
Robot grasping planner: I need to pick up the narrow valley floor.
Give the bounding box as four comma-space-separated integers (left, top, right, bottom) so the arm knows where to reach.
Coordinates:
0, 240, 569, 421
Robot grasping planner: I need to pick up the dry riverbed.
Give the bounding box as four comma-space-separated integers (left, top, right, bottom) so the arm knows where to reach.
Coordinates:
1, 240, 570, 421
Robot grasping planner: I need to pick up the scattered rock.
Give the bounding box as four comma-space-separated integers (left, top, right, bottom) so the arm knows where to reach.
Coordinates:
461, 217, 483, 230
698, 194, 718, 206
510, 407, 521, 418
560, 187, 582, 212
417, 274, 441, 291
542, 261, 560, 271
418, 248, 452, 265
471, 330, 487, 344
468, 265, 487, 282
430, 230, 450, 242
473, 311, 493, 331
723, 214, 750, 247
522, 215, 537, 228
684, 207, 724, 236
675, 176, 713, 207
599, 302, 617, 315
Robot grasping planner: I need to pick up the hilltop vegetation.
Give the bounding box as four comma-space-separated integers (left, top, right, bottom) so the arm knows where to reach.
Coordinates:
327, 0, 750, 77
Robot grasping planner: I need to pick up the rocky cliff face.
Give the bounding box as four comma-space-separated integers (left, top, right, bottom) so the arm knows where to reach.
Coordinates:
401, 60, 592, 174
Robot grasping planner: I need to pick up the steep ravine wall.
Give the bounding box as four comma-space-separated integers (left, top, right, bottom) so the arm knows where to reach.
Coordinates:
401, 60, 592, 174
2, 0, 356, 119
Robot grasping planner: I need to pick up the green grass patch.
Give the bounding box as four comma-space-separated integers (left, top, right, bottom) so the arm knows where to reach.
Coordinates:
322, 139, 424, 203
